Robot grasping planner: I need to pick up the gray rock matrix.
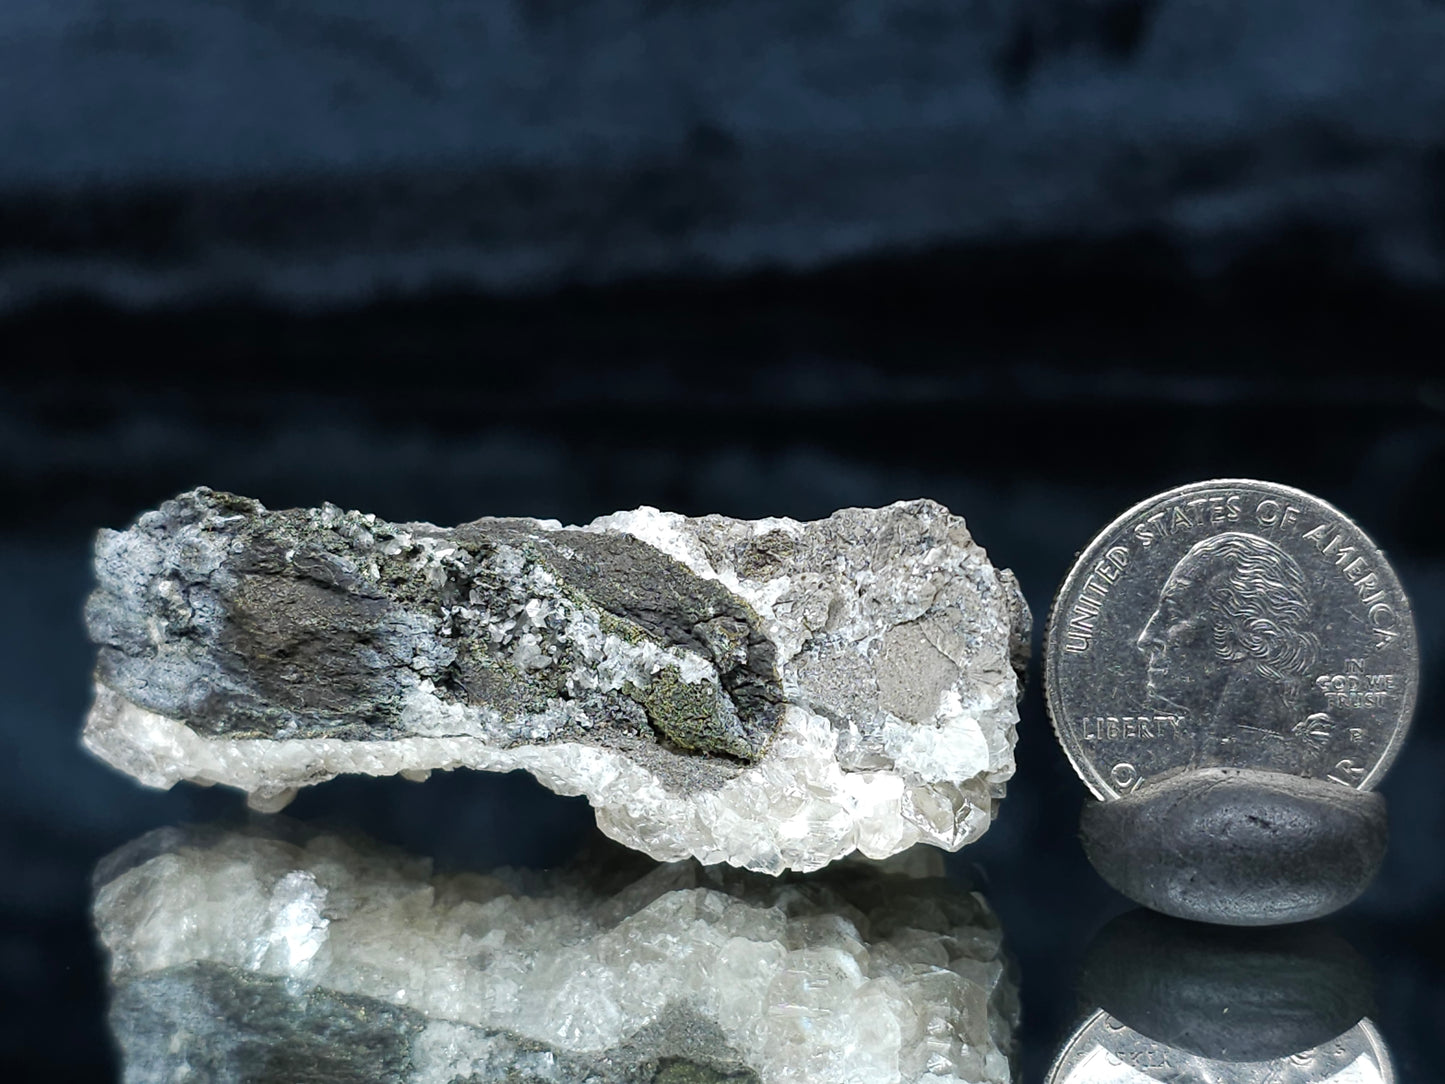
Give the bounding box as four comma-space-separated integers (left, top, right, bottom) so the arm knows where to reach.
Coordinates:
92, 823, 1018, 1084
84, 489, 1028, 872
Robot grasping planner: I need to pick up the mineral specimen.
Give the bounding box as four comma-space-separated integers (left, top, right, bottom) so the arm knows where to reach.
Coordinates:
84, 489, 1028, 872
93, 823, 1018, 1084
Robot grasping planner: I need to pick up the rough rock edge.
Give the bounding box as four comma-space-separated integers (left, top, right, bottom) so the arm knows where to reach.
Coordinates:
84, 681, 1005, 872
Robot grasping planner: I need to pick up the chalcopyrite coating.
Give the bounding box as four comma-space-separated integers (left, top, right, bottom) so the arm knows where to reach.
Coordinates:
84, 489, 1028, 872
93, 825, 1018, 1084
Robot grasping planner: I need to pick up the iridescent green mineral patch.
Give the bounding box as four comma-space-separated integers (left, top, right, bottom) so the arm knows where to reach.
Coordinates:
625, 666, 753, 761
653, 1059, 760, 1084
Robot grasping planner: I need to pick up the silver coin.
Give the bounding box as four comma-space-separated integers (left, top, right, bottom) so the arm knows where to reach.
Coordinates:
1045, 480, 1418, 800
1046, 1009, 1394, 1084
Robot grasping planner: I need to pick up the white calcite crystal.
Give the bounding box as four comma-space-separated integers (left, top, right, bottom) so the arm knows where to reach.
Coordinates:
84, 489, 1028, 872
93, 824, 1017, 1084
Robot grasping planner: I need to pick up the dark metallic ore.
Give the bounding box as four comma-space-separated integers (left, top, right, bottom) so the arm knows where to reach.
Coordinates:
87, 488, 781, 761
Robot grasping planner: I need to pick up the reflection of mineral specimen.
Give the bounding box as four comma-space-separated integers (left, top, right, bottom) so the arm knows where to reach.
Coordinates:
93, 824, 1018, 1084
84, 489, 1028, 872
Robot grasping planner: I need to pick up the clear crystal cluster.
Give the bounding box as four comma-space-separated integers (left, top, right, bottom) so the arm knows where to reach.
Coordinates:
95, 825, 1017, 1084
85, 490, 1028, 871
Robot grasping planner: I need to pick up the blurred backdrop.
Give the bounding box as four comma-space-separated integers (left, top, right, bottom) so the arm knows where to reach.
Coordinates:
2, 1, 1444, 1080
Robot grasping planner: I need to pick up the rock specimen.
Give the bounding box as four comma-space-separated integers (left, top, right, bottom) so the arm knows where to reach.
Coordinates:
84, 489, 1028, 872
93, 823, 1018, 1084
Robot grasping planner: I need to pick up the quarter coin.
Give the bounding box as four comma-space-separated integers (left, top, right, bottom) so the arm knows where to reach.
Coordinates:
1045, 480, 1418, 800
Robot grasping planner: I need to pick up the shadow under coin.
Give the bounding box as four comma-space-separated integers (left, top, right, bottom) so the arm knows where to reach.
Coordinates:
92, 820, 1017, 1084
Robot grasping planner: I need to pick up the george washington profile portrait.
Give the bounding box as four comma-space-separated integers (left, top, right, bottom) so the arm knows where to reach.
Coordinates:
1136, 531, 1321, 737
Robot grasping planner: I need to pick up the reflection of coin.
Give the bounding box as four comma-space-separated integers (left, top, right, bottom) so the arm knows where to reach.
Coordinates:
1045, 480, 1418, 800
1046, 1009, 1394, 1084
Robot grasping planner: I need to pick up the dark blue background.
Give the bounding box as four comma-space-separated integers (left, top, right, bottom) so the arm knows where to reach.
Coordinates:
4, 0, 1445, 1075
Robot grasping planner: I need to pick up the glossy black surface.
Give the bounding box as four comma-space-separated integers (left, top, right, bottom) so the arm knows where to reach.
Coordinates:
2, 283, 1443, 1080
